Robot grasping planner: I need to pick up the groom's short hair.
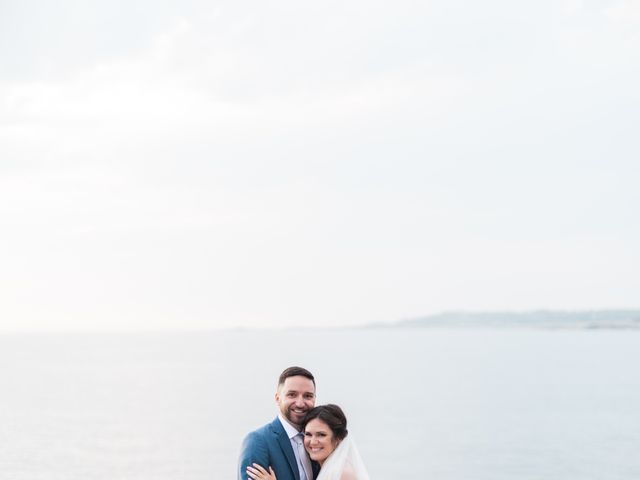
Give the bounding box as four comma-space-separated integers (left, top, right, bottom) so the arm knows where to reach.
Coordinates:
278, 366, 315, 388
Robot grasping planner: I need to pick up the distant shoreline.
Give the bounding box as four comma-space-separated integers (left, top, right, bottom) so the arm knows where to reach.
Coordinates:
379, 309, 640, 330
2, 309, 640, 335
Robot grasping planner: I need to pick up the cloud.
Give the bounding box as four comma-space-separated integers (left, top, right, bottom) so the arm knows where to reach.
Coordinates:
605, 0, 640, 23
1, 1, 639, 332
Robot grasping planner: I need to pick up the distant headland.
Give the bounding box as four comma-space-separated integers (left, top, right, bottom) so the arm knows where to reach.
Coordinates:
373, 310, 640, 330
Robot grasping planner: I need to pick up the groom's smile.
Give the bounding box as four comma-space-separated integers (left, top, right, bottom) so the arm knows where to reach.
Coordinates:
275, 375, 316, 429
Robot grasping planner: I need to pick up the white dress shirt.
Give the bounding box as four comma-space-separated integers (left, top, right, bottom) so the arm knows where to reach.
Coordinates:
278, 414, 313, 480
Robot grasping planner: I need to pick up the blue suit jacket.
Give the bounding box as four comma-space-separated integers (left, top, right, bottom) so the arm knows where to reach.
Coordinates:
238, 417, 320, 480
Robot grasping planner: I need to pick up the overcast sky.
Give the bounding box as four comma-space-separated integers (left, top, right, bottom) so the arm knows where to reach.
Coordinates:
1, 0, 639, 332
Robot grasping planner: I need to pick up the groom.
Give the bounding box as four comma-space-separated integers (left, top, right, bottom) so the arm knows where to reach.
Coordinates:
238, 366, 320, 480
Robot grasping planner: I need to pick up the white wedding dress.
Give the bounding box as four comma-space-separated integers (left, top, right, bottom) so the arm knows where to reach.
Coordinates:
316, 436, 370, 480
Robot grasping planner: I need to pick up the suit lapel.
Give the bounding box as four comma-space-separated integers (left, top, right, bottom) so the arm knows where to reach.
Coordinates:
271, 418, 300, 480
311, 460, 321, 479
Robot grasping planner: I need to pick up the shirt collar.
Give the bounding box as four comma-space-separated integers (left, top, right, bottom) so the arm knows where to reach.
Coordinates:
278, 414, 301, 440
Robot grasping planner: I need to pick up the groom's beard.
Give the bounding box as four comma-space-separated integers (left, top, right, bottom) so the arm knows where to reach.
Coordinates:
284, 405, 310, 427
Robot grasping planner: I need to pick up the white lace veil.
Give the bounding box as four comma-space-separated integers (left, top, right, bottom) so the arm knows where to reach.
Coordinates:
315, 435, 370, 480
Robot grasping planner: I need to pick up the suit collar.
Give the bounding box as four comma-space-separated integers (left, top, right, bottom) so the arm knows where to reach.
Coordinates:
270, 418, 301, 480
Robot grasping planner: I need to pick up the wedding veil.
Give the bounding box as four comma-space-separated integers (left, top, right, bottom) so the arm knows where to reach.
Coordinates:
315, 435, 370, 480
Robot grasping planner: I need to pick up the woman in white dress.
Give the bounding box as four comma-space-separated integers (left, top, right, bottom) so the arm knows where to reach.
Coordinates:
246, 404, 370, 480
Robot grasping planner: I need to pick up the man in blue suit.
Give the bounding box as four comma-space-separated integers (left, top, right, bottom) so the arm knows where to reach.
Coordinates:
238, 366, 320, 480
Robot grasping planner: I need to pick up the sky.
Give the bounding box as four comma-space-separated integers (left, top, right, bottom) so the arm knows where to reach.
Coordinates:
1, 0, 639, 332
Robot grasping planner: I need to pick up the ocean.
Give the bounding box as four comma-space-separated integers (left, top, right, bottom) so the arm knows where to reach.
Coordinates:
1, 328, 639, 479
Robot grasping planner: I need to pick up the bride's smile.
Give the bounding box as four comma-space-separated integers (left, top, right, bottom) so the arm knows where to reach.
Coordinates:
304, 418, 338, 465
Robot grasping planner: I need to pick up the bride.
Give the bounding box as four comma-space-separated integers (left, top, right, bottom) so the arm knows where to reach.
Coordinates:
246, 404, 370, 480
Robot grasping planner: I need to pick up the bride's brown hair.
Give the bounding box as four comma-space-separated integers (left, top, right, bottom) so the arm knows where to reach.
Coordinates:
301, 404, 349, 441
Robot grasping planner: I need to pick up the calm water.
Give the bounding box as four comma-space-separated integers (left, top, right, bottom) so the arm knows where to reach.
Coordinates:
1, 328, 639, 479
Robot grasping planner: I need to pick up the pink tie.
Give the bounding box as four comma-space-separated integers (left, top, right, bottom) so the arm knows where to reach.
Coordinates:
295, 432, 313, 480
